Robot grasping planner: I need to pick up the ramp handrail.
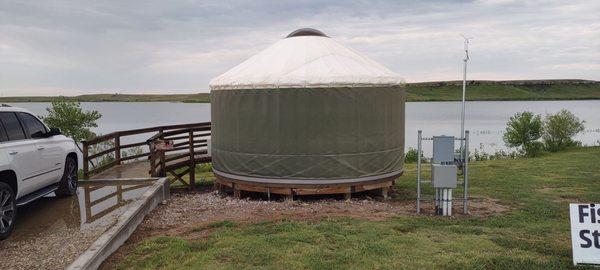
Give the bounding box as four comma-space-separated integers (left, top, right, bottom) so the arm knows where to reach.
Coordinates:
81, 122, 211, 179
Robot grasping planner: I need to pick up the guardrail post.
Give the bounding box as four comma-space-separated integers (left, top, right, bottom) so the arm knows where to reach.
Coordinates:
82, 140, 89, 179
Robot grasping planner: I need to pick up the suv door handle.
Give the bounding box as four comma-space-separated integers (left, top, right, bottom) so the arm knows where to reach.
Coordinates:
37, 146, 45, 150
9, 150, 18, 155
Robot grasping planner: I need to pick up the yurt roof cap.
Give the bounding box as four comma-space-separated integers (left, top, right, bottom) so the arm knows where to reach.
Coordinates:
210, 28, 404, 91
286, 28, 329, 38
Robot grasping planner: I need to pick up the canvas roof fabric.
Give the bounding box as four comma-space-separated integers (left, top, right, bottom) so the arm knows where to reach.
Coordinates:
210, 29, 404, 90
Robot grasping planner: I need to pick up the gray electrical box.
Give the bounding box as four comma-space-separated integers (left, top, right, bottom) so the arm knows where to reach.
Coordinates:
431, 164, 457, 188
433, 136, 455, 164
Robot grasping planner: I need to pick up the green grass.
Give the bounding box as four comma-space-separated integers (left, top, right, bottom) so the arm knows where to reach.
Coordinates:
168, 163, 215, 189
2, 80, 599, 103
117, 147, 600, 269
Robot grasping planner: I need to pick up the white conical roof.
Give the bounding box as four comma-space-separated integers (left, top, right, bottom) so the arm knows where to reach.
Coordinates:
210, 28, 404, 91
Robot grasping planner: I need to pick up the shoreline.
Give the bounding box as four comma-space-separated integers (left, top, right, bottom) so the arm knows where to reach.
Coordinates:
2, 79, 599, 103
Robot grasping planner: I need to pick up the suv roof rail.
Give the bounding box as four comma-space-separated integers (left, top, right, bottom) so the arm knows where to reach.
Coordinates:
1, 104, 12, 107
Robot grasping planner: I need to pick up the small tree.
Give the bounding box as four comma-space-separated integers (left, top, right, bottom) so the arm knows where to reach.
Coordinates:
40, 98, 102, 143
503, 111, 543, 157
542, 109, 585, 152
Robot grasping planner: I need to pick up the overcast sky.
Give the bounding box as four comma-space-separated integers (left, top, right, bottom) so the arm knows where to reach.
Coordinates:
1, 0, 599, 96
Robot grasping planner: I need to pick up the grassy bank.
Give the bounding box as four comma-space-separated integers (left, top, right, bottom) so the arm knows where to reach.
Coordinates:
2, 80, 599, 103
117, 147, 600, 269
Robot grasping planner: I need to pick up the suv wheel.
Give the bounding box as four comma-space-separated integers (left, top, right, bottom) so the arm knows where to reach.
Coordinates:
56, 157, 78, 197
0, 182, 16, 240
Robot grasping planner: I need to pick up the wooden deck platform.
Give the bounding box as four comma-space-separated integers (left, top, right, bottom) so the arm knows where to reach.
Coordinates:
214, 171, 398, 200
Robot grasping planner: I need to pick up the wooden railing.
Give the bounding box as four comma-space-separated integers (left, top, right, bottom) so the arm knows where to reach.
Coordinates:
147, 123, 212, 187
82, 122, 211, 180
81, 182, 153, 223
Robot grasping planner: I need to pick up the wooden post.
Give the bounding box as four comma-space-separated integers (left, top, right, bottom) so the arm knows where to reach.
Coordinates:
285, 189, 294, 201
159, 151, 166, 177
84, 185, 92, 221
149, 142, 156, 177
114, 135, 121, 165
380, 187, 389, 199
117, 184, 123, 203
82, 141, 89, 179
158, 129, 166, 177
188, 130, 195, 189
233, 183, 241, 198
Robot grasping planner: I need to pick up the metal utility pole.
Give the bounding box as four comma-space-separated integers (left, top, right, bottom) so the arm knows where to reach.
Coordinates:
460, 34, 472, 152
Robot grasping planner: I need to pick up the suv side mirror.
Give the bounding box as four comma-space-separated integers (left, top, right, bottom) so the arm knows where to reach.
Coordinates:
47, 127, 61, 137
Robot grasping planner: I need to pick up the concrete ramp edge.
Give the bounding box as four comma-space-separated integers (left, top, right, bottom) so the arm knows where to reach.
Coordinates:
67, 177, 170, 270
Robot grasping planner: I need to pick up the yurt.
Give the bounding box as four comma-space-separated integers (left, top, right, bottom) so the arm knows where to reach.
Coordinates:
210, 28, 405, 198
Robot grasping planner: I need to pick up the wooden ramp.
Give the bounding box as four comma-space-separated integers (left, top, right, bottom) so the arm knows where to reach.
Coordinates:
82, 122, 212, 186
89, 161, 152, 179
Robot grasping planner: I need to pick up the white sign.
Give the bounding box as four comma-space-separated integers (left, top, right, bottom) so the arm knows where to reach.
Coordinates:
570, 203, 600, 266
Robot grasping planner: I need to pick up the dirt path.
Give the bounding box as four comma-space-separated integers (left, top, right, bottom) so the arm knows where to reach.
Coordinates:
101, 189, 508, 269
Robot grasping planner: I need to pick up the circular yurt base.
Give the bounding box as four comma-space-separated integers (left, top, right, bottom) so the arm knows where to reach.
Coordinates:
213, 170, 403, 200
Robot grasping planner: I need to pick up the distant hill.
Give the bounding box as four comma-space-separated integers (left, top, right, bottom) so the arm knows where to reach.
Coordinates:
1, 79, 599, 103
0, 93, 211, 103
405, 79, 600, 101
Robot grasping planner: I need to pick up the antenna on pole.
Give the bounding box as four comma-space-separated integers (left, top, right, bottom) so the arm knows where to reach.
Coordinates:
459, 34, 472, 154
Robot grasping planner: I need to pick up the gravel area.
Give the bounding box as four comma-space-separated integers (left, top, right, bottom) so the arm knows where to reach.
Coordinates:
143, 190, 507, 233
146, 191, 416, 232
0, 225, 105, 270
0, 190, 140, 270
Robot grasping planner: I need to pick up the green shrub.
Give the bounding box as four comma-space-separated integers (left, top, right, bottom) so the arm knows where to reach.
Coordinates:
404, 148, 421, 163
196, 163, 213, 173
542, 109, 585, 152
522, 141, 544, 157
503, 111, 543, 157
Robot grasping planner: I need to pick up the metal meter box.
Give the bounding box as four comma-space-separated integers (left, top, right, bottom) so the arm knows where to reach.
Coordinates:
431, 164, 457, 188
433, 136, 455, 164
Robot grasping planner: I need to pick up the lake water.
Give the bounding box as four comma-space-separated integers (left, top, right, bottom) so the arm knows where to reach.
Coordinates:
9, 100, 600, 155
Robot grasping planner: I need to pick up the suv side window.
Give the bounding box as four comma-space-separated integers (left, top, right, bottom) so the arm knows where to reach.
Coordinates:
0, 120, 8, 142
18, 113, 48, 138
0, 112, 27, 141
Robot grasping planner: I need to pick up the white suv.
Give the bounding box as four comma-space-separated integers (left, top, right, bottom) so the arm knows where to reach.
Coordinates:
0, 105, 78, 240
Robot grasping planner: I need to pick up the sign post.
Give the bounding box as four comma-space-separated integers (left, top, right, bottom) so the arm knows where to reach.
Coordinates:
570, 203, 600, 266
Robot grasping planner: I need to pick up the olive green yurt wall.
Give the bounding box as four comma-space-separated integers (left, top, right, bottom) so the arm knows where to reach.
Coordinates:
210, 28, 405, 185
